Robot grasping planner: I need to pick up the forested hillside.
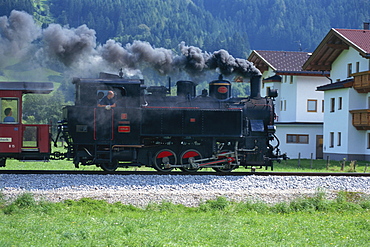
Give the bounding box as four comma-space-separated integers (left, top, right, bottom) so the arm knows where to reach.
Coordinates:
1, 0, 369, 57
201, 0, 370, 51
0, 0, 369, 124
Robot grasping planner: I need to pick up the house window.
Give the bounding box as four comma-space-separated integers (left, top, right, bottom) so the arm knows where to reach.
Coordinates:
307, 99, 317, 112
329, 132, 334, 148
338, 97, 342, 110
290, 76, 293, 84
330, 98, 335, 112
347, 63, 352, 77
356, 62, 360, 73
286, 134, 309, 144
322, 100, 324, 112
368, 133, 370, 149
337, 132, 341, 146
266, 87, 270, 96
281, 100, 286, 111
284, 100, 286, 111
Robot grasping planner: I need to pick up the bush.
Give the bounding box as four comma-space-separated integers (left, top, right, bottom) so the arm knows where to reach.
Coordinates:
199, 196, 230, 212
0, 191, 5, 209
146, 200, 189, 212
234, 200, 270, 214
3, 193, 37, 214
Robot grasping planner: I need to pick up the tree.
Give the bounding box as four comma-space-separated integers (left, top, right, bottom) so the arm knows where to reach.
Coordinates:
22, 92, 65, 125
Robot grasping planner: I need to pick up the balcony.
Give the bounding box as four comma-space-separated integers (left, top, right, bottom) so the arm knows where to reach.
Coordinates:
352, 71, 370, 93
350, 109, 370, 130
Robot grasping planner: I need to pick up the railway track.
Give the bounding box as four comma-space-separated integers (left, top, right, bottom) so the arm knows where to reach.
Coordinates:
1, 170, 370, 176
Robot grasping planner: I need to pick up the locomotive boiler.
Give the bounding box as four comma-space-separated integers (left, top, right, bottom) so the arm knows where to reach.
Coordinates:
56, 72, 285, 172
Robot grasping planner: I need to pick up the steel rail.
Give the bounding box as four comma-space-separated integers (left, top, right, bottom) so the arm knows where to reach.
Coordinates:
1, 170, 370, 177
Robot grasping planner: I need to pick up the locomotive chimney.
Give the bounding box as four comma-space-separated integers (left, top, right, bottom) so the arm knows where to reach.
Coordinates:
250, 75, 262, 99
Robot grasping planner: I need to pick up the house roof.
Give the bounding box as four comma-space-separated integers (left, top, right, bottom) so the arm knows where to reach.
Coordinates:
316, 78, 353, 91
263, 74, 282, 82
303, 28, 370, 71
248, 50, 312, 74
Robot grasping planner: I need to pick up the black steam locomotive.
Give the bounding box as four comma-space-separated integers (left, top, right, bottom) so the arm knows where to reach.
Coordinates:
55, 72, 285, 172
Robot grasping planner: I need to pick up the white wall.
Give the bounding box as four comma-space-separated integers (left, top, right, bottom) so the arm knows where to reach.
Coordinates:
323, 87, 368, 157
279, 75, 298, 122
295, 76, 325, 122
331, 47, 370, 81
275, 123, 323, 159
347, 89, 367, 155
263, 74, 326, 123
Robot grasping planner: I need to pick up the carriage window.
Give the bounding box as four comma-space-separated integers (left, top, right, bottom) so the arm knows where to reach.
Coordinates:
23, 126, 37, 148
1, 98, 19, 123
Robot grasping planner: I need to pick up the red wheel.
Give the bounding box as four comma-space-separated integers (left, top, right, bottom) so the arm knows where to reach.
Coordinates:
212, 150, 238, 172
153, 149, 176, 172
180, 149, 202, 172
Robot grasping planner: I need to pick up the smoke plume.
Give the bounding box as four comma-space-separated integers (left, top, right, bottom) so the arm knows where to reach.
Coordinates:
0, 10, 41, 64
0, 10, 261, 79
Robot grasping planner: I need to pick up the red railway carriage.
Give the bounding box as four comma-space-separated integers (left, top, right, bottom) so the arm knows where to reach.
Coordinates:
0, 82, 54, 166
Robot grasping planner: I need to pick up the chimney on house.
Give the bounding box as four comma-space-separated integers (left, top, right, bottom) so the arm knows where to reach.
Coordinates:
364, 22, 370, 30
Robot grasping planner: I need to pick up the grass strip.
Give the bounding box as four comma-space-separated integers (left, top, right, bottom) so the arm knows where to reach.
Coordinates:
0, 192, 369, 246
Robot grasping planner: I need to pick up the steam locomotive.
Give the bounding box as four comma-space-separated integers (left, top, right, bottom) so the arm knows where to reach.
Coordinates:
0, 72, 285, 172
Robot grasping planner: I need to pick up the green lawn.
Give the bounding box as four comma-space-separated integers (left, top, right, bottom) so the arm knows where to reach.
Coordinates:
0, 194, 369, 246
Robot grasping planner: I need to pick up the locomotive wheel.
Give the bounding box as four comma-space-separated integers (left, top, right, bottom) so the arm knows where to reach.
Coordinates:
100, 160, 119, 172
153, 149, 176, 172
179, 149, 202, 172
212, 150, 237, 173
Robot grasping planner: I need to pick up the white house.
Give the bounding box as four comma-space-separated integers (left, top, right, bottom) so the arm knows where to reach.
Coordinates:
303, 27, 370, 161
248, 50, 329, 159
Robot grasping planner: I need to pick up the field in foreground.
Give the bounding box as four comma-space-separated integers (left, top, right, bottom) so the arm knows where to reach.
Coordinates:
1, 192, 370, 246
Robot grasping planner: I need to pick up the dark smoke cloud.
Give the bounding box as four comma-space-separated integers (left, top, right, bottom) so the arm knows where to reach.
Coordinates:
175, 42, 209, 72
41, 24, 97, 66
99, 40, 174, 75
0, 10, 261, 79
174, 42, 261, 77
0, 10, 41, 62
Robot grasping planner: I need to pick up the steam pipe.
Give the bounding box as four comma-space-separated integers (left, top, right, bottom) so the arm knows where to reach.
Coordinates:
250, 75, 262, 99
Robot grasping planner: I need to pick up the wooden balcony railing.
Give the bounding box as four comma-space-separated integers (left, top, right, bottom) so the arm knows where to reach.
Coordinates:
352, 71, 370, 93
350, 109, 370, 130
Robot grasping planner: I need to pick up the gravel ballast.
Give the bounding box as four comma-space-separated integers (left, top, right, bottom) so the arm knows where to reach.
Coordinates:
1, 174, 370, 207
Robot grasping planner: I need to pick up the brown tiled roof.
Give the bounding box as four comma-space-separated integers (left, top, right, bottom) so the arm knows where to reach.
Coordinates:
248, 50, 311, 73
335, 29, 370, 54
303, 28, 370, 71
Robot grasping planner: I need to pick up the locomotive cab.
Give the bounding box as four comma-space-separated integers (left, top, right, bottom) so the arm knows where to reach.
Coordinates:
0, 82, 54, 166
61, 76, 145, 170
